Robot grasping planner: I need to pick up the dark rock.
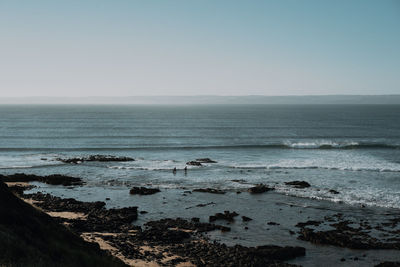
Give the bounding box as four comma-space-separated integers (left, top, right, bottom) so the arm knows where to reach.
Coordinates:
72, 207, 139, 233
186, 161, 202, 166
21, 192, 138, 233
145, 218, 229, 233
57, 155, 134, 164
329, 189, 340, 194
193, 188, 225, 194
0, 173, 84, 186
242, 216, 253, 222
375, 262, 400, 267
129, 187, 160, 195
267, 222, 280, 226
7, 184, 36, 195
218, 225, 231, 232
285, 181, 311, 188
295, 220, 322, 228
209, 211, 239, 222
298, 225, 400, 250
195, 158, 217, 163
137, 228, 190, 243
209, 215, 217, 222
247, 184, 274, 194
23, 192, 105, 213
251, 245, 306, 261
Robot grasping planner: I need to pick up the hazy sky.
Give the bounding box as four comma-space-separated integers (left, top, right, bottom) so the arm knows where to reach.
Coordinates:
0, 0, 399, 97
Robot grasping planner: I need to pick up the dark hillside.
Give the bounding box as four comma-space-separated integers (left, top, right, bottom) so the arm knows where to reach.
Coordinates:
0, 181, 127, 267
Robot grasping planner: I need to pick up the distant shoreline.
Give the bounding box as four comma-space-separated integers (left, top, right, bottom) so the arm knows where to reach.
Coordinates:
0, 95, 400, 105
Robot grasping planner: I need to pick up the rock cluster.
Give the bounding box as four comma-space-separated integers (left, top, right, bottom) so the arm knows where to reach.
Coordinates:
186, 157, 217, 166
248, 184, 274, 194
57, 155, 134, 164
296, 214, 400, 250
145, 218, 231, 233
101, 218, 305, 266
209, 211, 239, 222
284, 181, 311, 188
24, 192, 138, 233
186, 161, 203, 166
193, 188, 226, 194
0, 173, 83, 186
196, 158, 217, 163
129, 187, 160, 195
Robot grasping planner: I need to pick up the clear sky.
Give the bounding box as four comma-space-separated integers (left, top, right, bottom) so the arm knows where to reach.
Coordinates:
0, 0, 399, 97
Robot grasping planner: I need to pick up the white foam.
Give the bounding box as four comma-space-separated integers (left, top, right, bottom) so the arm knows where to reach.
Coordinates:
0, 165, 33, 169
283, 140, 359, 149
107, 158, 200, 171
229, 152, 400, 173
274, 184, 400, 209
0, 153, 61, 169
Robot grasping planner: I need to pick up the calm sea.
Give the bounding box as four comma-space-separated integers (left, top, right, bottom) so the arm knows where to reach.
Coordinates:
1, 104, 400, 209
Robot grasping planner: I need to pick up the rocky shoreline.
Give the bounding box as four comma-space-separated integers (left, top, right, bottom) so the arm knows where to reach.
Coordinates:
3, 173, 400, 266
0, 181, 126, 267
12, 186, 306, 266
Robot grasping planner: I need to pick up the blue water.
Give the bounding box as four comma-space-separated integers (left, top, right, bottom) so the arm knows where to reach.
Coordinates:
1, 104, 400, 209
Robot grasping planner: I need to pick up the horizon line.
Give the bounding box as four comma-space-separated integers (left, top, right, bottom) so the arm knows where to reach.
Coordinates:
1, 94, 400, 98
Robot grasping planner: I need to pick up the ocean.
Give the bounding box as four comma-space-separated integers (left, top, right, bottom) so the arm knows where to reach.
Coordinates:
1, 104, 399, 209
3, 104, 400, 265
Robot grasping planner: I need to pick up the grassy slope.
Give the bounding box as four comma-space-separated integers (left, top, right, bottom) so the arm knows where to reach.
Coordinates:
0, 181, 127, 267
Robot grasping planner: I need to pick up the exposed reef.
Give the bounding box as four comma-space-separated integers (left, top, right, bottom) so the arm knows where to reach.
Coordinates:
57, 155, 134, 164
